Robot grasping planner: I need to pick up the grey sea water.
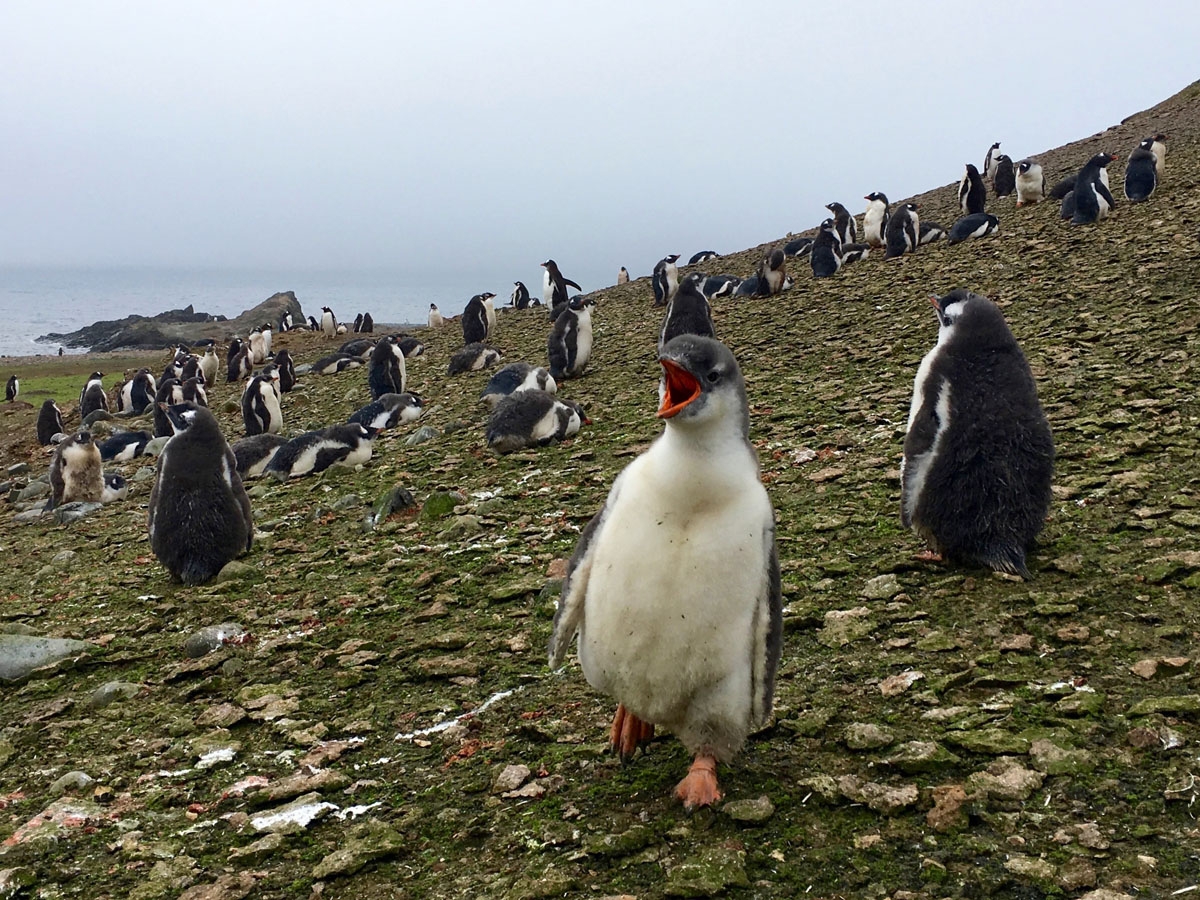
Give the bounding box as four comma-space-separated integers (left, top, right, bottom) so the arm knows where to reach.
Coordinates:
0, 264, 620, 357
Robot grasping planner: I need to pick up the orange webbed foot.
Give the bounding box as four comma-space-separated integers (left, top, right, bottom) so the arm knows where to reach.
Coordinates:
609, 704, 654, 763
675, 755, 722, 812
914, 549, 944, 563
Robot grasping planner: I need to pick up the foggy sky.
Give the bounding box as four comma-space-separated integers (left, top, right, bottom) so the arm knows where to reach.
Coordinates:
2, 1, 1197, 280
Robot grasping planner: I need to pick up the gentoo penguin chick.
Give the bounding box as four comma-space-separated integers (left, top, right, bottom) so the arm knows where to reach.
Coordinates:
548, 334, 781, 811
273, 349, 297, 392
231, 433, 290, 478
338, 337, 376, 359
241, 367, 283, 436
1148, 133, 1168, 175
265, 423, 377, 479
902, 290, 1053, 577
660, 273, 716, 349
839, 243, 870, 265
547, 296, 595, 381
753, 247, 787, 297
1124, 138, 1158, 202
688, 250, 718, 265
5, 375, 17, 402
352, 313, 364, 333
810, 219, 844, 278
99, 430, 152, 462
118, 369, 156, 416
542, 259, 582, 311
181, 376, 208, 408
447, 343, 503, 375
479, 363, 557, 408
511, 281, 532, 310
462, 292, 497, 345
1015, 159, 1046, 207
862, 192, 890, 249
79, 372, 108, 419
700, 274, 741, 299
884, 202, 920, 259
982, 141, 1001, 180
198, 342, 219, 386
732, 276, 760, 297
617, 266, 630, 285
992, 154, 1016, 198
37, 399, 64, 446
348, 392, 425, 429
367, 334, 408, 400
1071, 152, 1118, 225
958, 164, 987, 215
311, 353, 363, 375
360, 312, 374, 333
652, 254, 681, 307
280, 310, 294, 332
248, 326, 267, 365
919, 222, 947, 245
486, 392, 586, 454
227, 342, 252, 383
397, 336, 424, 358
101, 473, 128, 503
783, 237, 813, 258
307, 315, 320, 331
947, 213, 1000, 245
428, 304, 445, 328
153, 377, 185, 437
320, 306, 337, 336
149, 403, 253, 584
48, 430, 104, 508
825, 202, 858, 246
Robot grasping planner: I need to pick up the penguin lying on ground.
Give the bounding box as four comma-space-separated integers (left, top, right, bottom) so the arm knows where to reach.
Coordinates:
367, 334, 408, 400
48, 430, 104, 509
447, 343, 503, 375
486, 392, 586, 454
231, 433, 290, 478
652, 255, 681, 307
149, 403, 253, 584
699, 274, 741, 299
79, 372, 108, 419
688, 250, 719, 265
101, 473, 128, 503
479, 364, 557, 408
885, 203, 920, 259
947, 213, 1000, 245
37, 400, 64, 446
548, 297, 595, 381
348, 392, 425, 429
902, 290, 1053, 578
397, 336, 424, 358
265, 422, 377, 479
311, 353, 364, 375
919, 222, 947, 245
862, 192, 890, 248
1071, 152, 1118, 225
660, 274, 716, 349
1124, 138, 1158, 202
100, 430, 153, 462
783, 237, 813, 258
1015, 159, 1046, 206
549, 334, 781, 811
338, 338, 376, 359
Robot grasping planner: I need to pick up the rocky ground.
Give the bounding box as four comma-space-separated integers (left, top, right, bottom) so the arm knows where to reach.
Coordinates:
0, 82, 1198, 900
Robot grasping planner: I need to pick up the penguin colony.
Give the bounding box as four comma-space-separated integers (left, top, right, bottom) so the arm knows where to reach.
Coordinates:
9, 116, 1175, 814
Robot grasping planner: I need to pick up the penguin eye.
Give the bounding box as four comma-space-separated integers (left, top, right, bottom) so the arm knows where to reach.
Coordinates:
706, 369, 720, 384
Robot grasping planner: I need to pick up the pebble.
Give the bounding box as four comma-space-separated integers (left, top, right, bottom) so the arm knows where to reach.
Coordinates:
862, 573, 901, 600
722, 795, 775, 823
184, 623, 246, 659
89, 681, 141, 710
0, 633, 92, 683
15, 481, 50, 501
47, 771, 95, 797
493, 764, 531, 793
405, 425, 438, 446
53, 501, 104, 524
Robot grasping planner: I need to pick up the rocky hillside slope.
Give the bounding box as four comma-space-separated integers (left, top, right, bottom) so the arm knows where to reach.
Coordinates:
0, 81, 1198, 899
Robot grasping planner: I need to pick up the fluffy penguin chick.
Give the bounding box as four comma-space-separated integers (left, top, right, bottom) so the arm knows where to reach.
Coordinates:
265, 423, 376, 478
231, 433, 290, 478
348, 392, 425, 430
48, 430, 104, 508
902, 290, 1053, 578
659, 273, 716, 349
148, 403, 253, 585
547, 297, 594, 381
479, 364, 557, 408
486, 393, 585, 454
548, 334, 782, 811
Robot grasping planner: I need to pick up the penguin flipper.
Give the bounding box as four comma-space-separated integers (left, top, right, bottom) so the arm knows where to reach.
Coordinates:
1096, 181, 1116, 209
548, 490, 617, 668
564, 278, 582, 292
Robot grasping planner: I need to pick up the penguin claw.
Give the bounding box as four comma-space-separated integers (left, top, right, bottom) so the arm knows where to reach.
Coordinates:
609, 704, 654, 763
914, 549, 944, 563
675, 755, 722, 812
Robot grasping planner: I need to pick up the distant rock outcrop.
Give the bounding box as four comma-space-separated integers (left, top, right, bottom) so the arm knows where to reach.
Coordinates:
39, 292, 305, 352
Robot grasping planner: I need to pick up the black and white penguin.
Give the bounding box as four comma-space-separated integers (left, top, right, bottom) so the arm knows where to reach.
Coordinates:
1058, 190, 1077, 220
367, 334, 408, 400
320, 306, 337, 336
479, 364, 557, 408
231, 433, 290, 479
348, 392, 425, 429
992, 155, 1016, 198
902, 290, 1053, 578
947, 213, 1000, 245
783, 237, 813, 258
80, 372, 108, 419
361, 312, 374, 333
1071, 152, 1118, 225
982, 141, 1001, 180
118, 370, 156, 414
884, 202, 920, 259
652, 254, 681, 307
542, 259, 582, 310
397, 336, 424, 358
307, 315, 321, 331
617, 266, 630, 285
265, 422, 377, 479
152, 377, 185, 437
810, 219, 843, 278
462, 292, 497, 345
547, 296, 594, 381
1124, 138, 1158, 202
179, 354, 202, 385
1015, 159, 1046, 207
862, 192, 890, 249
839, 244, 871, 264
99, 430, 152, 462
280, 311, 294, 332
447, 343, 503, 375
274, 349, 297, 393
149, 403, 253, 585
959, 164, 987, 215
511, 281, 532, 309
688, 250, 719, 265
180, 376, 208, 408
198, 342, 219, 386
825, 202, 858, 246
732, 276, 761, 297
338, 338, 376, 359
5, 375, 16, 402
48, 430, 104, 509
486, 392, 586, 454
1148, 133, 1168, 175
311, 353, 364, 375
753, 247, 787, 297
701, 274, 741, 299
353, 313, 364, 333
101, 473, 128, 504
241, 367, 283, 436
548, 334, 781, 811
428, 304, 444, 328
919, 222, 947, 245
37, 399, 64, 446
227, 342, 252, 383
660, 274, 716, 349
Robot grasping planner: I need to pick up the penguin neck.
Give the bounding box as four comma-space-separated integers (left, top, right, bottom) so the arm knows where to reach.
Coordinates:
658, 413, 754, 481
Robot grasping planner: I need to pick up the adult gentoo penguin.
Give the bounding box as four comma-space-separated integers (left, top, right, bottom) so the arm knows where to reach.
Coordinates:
992, 154, 1016, 198
79, 372, 108, 419
884, 202, 920, 259
902, 290, 1053, 578
352, 313, 364, 333
273, 349, 297, 392
348, 392, 425, 429
1071, 152, 1118, 225
241, 367, 283, 436
462, 292, 497, 345
37, 400, 64, 445
547, 296, 594, 381
826, 202, 857, 246
265, 422, 377, 479
1124, 138, 1158, 202
548, 334, 781, 811
652, 254, 681, 307
1015, 159, 1046, 207
983, 141, 1001, 180
5, 375, 16, 402
511, 281, 532, 309
947, 213, 1000, 245
810, 219, 843, 278
919, 222, 947, 245
320, 306, 337, 336
152, 377, 185, 437
149, 403, 253, 585
959, 164, 987, 215
48, 430, 104, 508
311, 353, 363, 375
862, 192, 890, 249
688, 250, 718, 265
428, 304, 445, 328
660, 273, 716, 348
753, 247, 787, 297
479, 363, 557, 408
367, 334, 408, 400
227, 341, 252, 383
486, 392, 586, 454
542, 259, 581, 310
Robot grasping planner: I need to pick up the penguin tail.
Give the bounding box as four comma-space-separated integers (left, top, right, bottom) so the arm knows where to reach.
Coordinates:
987, 548, 1031, 580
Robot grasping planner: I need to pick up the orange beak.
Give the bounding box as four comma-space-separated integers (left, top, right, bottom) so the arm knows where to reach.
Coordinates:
657, 359, 701, 418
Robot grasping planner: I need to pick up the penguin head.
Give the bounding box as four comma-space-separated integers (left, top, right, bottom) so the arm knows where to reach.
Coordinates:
88, 371, 104, 382
102, 473, 129, 502
1017, 159, 1033, 173
904, 202, 919, 213
991, 142, 1000, 150
163, 401, 205, 435
865, 192, 888, 207
356, 424, 378, 442
930, 290, 973, 331
1089, 152, 1118, 168
819, 218, 837, 234
664, 254, 680, 264
656, 335, 748, 435
430, 303, 438, 311
72, 429, 94, 446
681, 271, 706, 291
825, 202, 847, 216
965, 163, 981, 177
541, 259, 556, 270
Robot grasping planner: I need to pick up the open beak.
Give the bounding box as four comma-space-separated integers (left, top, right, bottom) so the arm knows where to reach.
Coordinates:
657, 359, 701, 419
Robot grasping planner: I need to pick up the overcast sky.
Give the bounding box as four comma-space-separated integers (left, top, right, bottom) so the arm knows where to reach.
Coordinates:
2, 1, 1197, 281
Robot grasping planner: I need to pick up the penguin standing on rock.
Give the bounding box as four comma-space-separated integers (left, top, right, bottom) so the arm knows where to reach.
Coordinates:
241, 367, 283, 436
361, 313, 374, 333
367, 334, 408, 400
149, 403, 253, 585
5, 375, 17, 402
428, 304, 445, 328
826, 202, 858, 246
548, 334, 781, 811
542, 260, 582, 311
80, 372, 108, 419
265, 423, 377, 479
462, 292, 497, 345
753, 247, 787, 297
884, 203, 920, 259
353, 313, 364, 333
959, 164, 987, 215
37, 400, 64, 446
660, 274, 716, 348
198, 342, 219, 386
652, 254, 681, 307
1015, 159, 1046, 207
153, 378, 185, 437
547, 296, 594, 381
511, 282, 532, 309
181, 376, 208, 408
48, 430, 104, 508
902, 290, 1053, 578
1148, 133, 1168, 175
1124, 138, 1158, 202
227, 341, 251, 383
862, 192, 890, 248
810, 219, 844, 278
1071, 152, 1118, 225
992, 155, 1016, 198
